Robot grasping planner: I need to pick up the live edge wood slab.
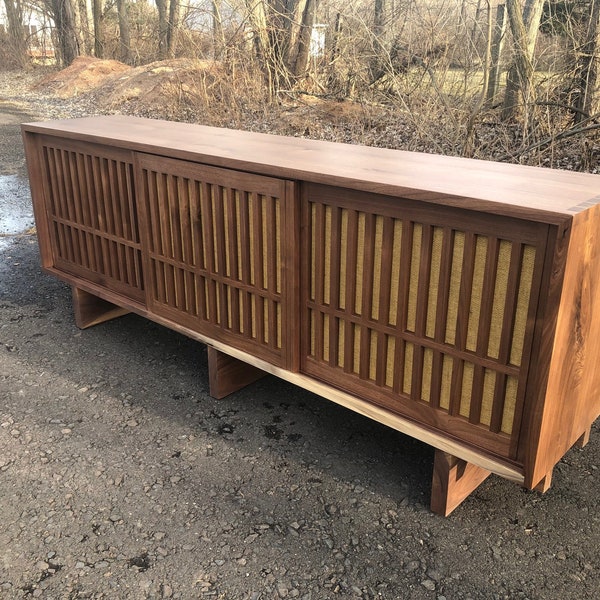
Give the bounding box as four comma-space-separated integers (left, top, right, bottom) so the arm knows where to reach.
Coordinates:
22, 115, 600, 516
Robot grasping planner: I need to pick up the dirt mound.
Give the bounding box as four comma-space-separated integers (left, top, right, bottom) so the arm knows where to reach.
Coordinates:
34, 56, 132, 98
90, 58, 224, 119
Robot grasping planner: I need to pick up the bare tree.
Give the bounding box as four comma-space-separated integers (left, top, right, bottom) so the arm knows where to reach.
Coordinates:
50, 0, 80, 66
3, 0, 28, 67
116, 0, 132, 64
93, 0, 104, 58
290, 0, 317, 76
75, 0, 94, 55
502, 0, 545, 121
156, 0, 179, 59
572, 0, 600, 122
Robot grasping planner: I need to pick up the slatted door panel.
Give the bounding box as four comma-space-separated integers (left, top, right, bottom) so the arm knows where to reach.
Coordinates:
37, 136, 144, 303
137, 154, 292, 366
301, 184, 548, 459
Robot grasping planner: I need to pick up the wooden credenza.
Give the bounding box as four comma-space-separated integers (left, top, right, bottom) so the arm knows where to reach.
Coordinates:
22, 116, 600, 515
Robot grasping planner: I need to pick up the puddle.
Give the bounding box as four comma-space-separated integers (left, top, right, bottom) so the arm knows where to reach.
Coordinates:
0, 174, 34, 250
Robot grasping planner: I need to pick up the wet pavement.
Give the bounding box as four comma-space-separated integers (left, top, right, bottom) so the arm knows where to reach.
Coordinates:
0, 173, 34, 251
0, 99, 36, 251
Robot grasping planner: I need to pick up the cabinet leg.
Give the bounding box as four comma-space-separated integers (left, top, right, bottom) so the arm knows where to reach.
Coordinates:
533, 471, 553, 493
575, 427, 591, 448
72, 286, 130, 329
430, 450, 491, 516
207, 346, 266, 399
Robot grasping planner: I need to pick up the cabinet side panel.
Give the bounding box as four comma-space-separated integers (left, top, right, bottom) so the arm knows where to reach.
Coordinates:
528, 205, 600, 487
22, 131, 53, 268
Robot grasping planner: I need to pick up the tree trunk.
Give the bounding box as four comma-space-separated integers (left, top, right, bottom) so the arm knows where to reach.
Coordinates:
167, 0, 180, 58
76, 0, 93, 55
156, 0, 168, 59
52, 0, 80, 66
573, 0, 600, 123
3, 0, 28, 67
117, 0, 131, 64
486, 3, 507, 104
212, 0, 224, 59
291, 0, 316, 76
92, 0, 104, 58
374, 0, 385, 39
502, 0, 544, 121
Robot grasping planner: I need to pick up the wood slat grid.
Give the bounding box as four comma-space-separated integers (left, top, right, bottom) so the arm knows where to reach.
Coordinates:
40, 142, 144, 301
139, 160, 285, 365
302, 192, 543, 451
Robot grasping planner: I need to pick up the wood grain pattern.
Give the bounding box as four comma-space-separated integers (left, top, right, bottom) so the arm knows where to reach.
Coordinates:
207, 346, 266, 399
21, 116, 600, 224
526, 204, 600, 488
430, 450, 492, 516
72, 285, 130, 329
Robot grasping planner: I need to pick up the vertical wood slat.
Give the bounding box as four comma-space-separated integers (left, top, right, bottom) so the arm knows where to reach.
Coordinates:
313, 202, 326, 362
75, 153, 96, 271
67, 151, 87, 269
429, 228, 455, 408
179, 179, 196, 314
251, 192, 265, 343
226, 188, 241, 333
359, 213, 376, 380
375, 217, 395, 386
343, 209, 359, 374
267, 198, 279, 349
190, 181, 207, 320
147, 171, 166, 304
448, 231, 477, 417
411, 224, 434, 400
200, 181, 218, 325
469, 237, 500, 423
239, 191, 253, 338
328, 206, 343, 368
490, 243, 525, 431
392, 221, 414, 394
213, 185, 229, 327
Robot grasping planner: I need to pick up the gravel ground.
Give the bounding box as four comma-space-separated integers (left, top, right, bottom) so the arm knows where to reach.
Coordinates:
1, 69, 599, 600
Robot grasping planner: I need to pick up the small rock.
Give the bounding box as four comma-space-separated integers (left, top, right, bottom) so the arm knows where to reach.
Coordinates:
421, 579, 436, 591
244, 533, 259, 544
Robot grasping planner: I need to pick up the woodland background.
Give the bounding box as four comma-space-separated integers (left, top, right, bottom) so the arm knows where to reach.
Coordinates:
2, 0, 600, 168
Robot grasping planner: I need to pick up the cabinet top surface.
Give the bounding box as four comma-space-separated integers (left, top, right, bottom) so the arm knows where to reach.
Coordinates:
22, 115, 600, 225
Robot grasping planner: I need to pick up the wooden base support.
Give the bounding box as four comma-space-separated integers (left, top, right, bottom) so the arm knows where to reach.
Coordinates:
576, 427, 592, 448
207, 346, 266, 399
430, 450, 491, 516
72, 286, 130, 329
533, 471, 553, 493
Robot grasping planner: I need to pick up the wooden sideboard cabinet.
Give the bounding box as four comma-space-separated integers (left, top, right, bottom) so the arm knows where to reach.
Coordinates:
22, 115, 600, 515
